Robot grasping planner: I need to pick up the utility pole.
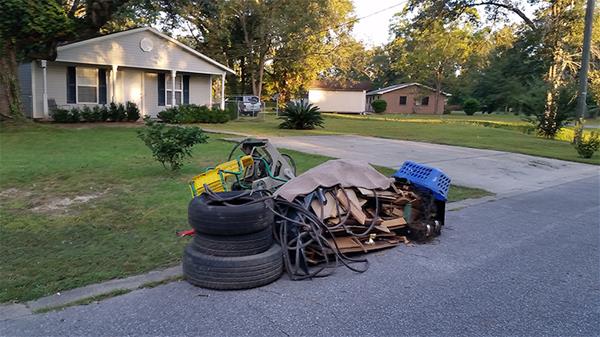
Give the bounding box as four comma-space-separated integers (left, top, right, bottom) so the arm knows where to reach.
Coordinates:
575, 0, 596, 142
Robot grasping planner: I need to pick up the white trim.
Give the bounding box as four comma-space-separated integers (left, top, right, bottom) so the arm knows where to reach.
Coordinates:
166, 72, 182, 106
220, 73, 225, 110
111, 65, 118, 103
367, 83, 452, 97
31, 61, 37, 118
56, 27, 235, 75
208, 75, 213, 107
52, 59, 227, 76
41, 60, 48, 117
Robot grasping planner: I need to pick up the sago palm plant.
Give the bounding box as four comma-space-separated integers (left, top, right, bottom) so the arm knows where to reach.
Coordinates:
278, 101, 324, 130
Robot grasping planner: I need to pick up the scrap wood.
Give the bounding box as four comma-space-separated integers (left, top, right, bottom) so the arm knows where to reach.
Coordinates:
327, 235, 401, 254
381, 217, 407, 229
336, 188, 368, 225
310, 191, 342, 220
357, 188, 398, 200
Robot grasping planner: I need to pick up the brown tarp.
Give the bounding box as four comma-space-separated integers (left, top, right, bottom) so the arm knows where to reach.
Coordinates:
274, 159, 393, 202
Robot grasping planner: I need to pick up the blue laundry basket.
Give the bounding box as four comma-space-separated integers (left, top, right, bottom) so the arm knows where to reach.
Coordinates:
393, 161, 451, 201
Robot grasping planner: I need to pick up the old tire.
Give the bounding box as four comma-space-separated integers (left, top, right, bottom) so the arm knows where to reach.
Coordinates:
188, 191, 274, 236
191, 226, 273, 257
183, 244, 283, 290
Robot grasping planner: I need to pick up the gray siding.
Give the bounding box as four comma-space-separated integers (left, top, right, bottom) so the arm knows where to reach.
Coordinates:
189, 74, 211, 106
56, 30, 225, 75
17, 63, 33, 117
32, 63, 44, 118
144, 72, 160, 118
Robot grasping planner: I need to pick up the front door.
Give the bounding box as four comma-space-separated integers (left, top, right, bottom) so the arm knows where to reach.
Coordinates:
121, 70, 143, 116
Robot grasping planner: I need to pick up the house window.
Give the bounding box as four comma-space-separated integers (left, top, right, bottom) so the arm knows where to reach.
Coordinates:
76, 67, 98, 103
166, 74, 183, 106
399, 96, 407, 105
421, 96, 430, 106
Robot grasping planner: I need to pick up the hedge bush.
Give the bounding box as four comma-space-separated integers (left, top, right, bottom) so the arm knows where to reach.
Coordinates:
50, 102, 140, 123
137, 118, 208, 170
463, 98, 480, 116
371, 99, 387, 113
157, 104, 230, 124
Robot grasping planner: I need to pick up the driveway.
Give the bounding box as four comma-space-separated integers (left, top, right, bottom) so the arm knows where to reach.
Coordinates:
270, 135, 599, 195
2, 176, 598, 337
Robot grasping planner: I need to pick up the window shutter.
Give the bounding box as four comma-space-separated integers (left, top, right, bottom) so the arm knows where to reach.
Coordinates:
183, 75, 190, 105
67, 66, 76, 103
98, 69, 107, 104
158, 73, 165, 106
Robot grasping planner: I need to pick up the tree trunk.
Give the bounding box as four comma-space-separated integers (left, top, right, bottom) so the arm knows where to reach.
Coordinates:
433, 71, 442, 115
0, 41, 23, 119
256, 51, 267, 99
541, 1, 567, 137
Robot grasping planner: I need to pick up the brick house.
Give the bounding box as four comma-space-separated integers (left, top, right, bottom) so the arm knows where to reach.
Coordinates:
366, 83, 451, 114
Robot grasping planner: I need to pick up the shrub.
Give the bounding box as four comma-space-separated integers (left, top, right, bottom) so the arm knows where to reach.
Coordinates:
68, 107, 81, 122
50, 108, 71, 123
371, 99, 387, 113
108, 102, 127, 121
157, 107, 180, 123
126, 101, 140, 121
573, 124, 599, 158
137, 118, 208, 170
279, 101, 323, 130
99, 105, 110, 121
157, 105, 230, 124
463, 98, 480, 116
525, 109, 573, 139
80, 106, 96, 122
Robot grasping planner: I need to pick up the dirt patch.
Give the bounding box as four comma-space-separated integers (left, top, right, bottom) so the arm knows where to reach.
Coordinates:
0, 187, 106, 214
0, 188, 32, 199
31, 192, 105, 213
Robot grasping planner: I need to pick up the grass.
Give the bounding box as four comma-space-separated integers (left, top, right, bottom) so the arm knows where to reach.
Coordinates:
199, 114, 599, 165
0, 123, 487, 303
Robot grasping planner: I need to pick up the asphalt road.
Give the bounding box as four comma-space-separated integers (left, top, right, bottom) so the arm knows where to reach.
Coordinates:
269, 135, 599, 196
2, 175, 598, 337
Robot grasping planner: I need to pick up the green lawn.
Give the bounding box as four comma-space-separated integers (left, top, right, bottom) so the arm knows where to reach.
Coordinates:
199, 114, 599, 165
0, 123, 485, 303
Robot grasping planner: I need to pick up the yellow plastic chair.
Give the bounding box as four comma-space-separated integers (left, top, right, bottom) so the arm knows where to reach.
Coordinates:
189, 155, 254, 197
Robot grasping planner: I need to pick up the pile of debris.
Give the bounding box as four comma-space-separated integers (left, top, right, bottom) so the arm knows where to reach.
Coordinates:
270, 159, 446, 279
181, 138, 450, 287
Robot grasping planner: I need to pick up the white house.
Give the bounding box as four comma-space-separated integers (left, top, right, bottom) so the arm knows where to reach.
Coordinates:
307, 80, 370, 114
18, 27, 235, 119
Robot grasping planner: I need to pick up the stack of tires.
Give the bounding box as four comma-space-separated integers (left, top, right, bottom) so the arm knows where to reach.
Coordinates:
183, 191, 283, 290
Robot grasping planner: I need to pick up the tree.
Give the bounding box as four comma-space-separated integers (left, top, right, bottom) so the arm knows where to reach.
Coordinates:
177, 0, 355, 100
387, 15, 479, 113
0, 0, 131, 119
405, 0, 600, 137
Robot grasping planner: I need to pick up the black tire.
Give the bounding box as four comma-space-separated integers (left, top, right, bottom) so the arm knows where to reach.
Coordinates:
183, 244, 283, 290
188, 191, 274, 236
191, 226, 273, 257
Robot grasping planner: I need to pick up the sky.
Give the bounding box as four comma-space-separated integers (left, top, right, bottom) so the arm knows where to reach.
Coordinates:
351, 0, 539, 47
351, 0, 406, 47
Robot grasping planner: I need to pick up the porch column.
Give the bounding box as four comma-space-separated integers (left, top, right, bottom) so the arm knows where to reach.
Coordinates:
111, 64, 118, 103
208, 75, 213, 107
220, 72, 225, 110
41, 60, 48, 118
171, 70, 176, 106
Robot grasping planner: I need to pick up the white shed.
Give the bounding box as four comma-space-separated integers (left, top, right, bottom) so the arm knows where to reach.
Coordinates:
307, 81, 370, 114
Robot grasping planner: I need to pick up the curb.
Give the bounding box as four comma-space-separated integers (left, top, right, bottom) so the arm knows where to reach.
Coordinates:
202, 128, 252, 137
0, 265, 182, 321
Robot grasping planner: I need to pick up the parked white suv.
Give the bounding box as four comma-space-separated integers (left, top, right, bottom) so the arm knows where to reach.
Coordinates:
227, 95, 261, 116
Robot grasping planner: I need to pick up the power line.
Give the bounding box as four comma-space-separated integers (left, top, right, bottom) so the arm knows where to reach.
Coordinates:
323, 1, 408, 34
